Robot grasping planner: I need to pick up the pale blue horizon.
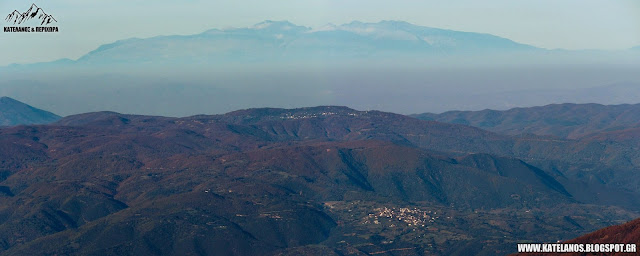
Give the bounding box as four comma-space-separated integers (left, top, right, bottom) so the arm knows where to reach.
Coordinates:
1, 0, 639, 66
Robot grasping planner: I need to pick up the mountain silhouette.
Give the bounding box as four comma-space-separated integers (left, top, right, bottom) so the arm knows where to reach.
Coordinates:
68, 20, 539, 65
5, 3, 57, 25
0, 96, 61, 126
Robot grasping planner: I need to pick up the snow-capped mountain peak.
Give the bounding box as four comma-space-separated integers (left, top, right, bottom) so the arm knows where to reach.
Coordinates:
251, 20, 308, 32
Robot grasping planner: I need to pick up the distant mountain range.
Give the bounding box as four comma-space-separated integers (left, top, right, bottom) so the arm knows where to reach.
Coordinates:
3, 105, 640, 255
413, 102, 640, 139
4, 20, 640, 70
5, 20, 638, 70
1, 20, 543, 69
76, 20, 540, 64
1, 21, 637, 118
0, 97, 61, 126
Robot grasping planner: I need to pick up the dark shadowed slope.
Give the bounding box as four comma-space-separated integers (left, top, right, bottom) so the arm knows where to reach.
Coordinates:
0, 97, 60, 126
413, 103, 640, 139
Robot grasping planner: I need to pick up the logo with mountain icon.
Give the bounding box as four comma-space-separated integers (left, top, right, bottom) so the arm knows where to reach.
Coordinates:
4, 3, 59, 32
6, 3, 56, 25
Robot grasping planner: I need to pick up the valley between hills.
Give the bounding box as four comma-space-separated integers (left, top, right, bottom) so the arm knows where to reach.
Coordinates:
1, 99, 640, 255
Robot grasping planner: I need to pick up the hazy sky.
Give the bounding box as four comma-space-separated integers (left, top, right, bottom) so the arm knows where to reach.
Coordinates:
1, 0, 639, 66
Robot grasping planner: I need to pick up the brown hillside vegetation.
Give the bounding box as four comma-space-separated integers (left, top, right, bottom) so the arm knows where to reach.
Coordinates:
414, 103, 640, 139
513, 218, 640, 256
1, 106, 640, 255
